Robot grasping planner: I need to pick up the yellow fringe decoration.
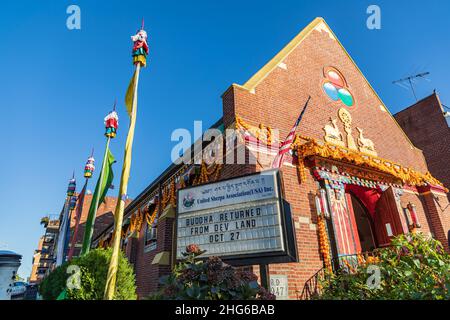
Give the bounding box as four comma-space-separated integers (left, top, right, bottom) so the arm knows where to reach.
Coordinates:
145, 204, 158, 227
294, 137, 447, 190
235, 114, 446, 190
297, 159, 307, 184
236, 116, 276, 145
317, 215, 332, 273
193, 161, 223, 186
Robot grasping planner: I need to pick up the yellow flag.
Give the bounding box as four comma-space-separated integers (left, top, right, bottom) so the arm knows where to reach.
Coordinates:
125, 70, 137, 117
104, 64, 141, 300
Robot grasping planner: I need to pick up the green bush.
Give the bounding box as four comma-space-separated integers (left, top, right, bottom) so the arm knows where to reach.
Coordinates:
151, 244, 275, 300
316, 233, 450, 300
39, 263, 69, 300
39, 248, 137, 300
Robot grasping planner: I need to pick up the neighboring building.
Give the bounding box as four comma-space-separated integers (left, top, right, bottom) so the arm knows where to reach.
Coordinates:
29, 196, 129, 283
394, 92, 450, 200
29, 216, 59, 283
0, 250, 22, 300
92, 17, 450, 299
67, 195, 131, 258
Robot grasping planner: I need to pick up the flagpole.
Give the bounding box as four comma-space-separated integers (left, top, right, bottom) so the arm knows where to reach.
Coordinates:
81, 137, 111, 255
104, 64, 140, 300
104, 21, 148, 300
63, 196, 77, 260
67, 179, 87, 260
55, 175, 77, 266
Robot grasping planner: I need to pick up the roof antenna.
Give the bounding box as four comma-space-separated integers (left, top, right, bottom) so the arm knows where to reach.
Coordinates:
141, 18, 145, 30
392, 72, 430, 102
90, 147, 94, 158
113, 99, 117, 112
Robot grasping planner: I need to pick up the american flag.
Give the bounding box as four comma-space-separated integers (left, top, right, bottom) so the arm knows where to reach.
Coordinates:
272, 96, 311, 168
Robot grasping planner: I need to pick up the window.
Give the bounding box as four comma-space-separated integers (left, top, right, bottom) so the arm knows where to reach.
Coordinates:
444, 112, 450, 127
144, 217, 158, 251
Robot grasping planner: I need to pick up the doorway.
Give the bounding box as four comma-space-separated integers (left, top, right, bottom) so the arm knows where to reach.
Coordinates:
349, 194, 377, 252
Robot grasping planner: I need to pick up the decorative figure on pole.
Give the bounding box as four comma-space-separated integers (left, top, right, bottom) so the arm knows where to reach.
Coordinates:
104, 20, 148, 300
131, 20, 149, 67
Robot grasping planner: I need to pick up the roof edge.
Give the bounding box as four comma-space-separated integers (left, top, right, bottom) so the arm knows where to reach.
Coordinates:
240, 17, 325, 91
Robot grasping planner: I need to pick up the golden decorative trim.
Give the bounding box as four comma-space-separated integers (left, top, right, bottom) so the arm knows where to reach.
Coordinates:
295, 137, 447, 190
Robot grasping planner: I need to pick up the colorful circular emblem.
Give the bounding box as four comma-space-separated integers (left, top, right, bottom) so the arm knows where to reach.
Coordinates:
322, 67, 354, 107
182, 192, 195, 209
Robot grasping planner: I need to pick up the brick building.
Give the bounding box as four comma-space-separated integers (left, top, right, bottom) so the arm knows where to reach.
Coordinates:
92, 17, 450, 299
394, 92, 450, 200
29, 216, 59, 283
67, 195, 132, 258
29, 196, 128, 283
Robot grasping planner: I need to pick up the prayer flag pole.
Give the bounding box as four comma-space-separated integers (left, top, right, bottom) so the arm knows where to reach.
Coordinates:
67, 150, 95, 260
81, 103, 119, 255
104, 20, 149, 300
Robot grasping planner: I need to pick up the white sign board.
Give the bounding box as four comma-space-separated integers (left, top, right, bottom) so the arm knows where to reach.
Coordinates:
270, 275, 288, 300
177, 170, 285, 260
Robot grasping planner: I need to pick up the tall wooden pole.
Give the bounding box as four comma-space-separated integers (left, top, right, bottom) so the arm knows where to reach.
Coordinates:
104, 63, 141, 300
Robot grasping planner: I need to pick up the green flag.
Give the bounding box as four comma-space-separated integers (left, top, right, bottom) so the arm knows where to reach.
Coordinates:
56, 289, 68, 300
81, 148, 116, 255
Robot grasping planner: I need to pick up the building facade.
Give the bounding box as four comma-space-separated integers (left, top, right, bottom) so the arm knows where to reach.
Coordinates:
29, 196, 127, 283
93, 18, 450, 299
394, 92, 450, 201
29, 216, 59, 283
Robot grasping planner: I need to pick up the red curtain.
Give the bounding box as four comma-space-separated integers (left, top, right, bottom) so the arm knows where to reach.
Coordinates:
345, 184, 382, 218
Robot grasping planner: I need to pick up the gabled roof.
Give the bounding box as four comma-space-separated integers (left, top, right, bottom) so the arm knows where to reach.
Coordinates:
230, 17, 421, 152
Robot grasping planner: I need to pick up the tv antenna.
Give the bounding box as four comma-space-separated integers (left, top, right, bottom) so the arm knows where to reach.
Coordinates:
392, 72, 430, 101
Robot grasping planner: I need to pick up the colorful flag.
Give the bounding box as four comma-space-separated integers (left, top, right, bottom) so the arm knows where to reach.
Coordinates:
125, 70, 137, 117
81, 149, 116, 255
67, 181, 87, 260
55, 198, 71, 267
272, 96, 311, 168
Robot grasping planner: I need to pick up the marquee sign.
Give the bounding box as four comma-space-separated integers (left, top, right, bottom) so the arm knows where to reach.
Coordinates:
176, 170, 297, 265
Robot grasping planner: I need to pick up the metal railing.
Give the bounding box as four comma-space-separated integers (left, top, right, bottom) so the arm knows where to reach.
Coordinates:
300, 250, 382, 300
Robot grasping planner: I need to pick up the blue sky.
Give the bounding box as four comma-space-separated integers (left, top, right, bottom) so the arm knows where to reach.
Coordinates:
0, 0, 449, 279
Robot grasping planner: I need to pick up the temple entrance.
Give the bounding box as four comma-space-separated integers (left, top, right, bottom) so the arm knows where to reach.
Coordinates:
343, 184, 406, 252
348, 194, 377, 252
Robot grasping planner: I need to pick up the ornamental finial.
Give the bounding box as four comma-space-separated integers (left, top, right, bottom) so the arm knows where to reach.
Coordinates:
105, 105, 119, 138
131, 20, 149, 67
84, 153, 95, 178
67, 175, 76, 197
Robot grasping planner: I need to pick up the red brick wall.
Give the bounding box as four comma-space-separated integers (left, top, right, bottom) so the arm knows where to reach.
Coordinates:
394, 93, 450, 195
69, 196, 129, 257
131, 211, 175, 299
419, 189, 450, 251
